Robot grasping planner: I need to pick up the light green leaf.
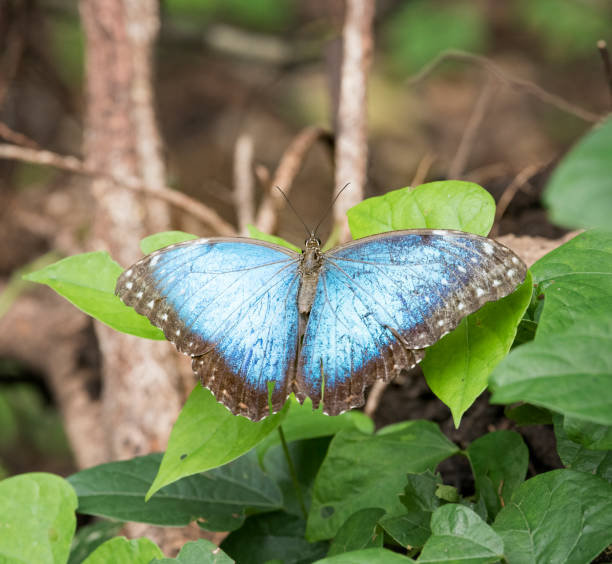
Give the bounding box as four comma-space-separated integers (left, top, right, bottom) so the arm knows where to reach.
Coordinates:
148, 386, 288, 498
418, 504, 504, 563
313, 548, 414, 563
0, 473, 77, 564
151, 539, 233, 563
543, 117, 612, 229
82, 537, 163, 564
247, 224, 301, 253
306, 421, 458, 541
140, 231, 198, 254
69, 452, 281, 532
347, 181, 495, 239
467, 431, 529, 520
220, 511, 328, 564
529, 230, 612, 337
256, 396, 373, 463
24, 252, 164, 340
327, 508, 385, 556
422, 272, 532, 426
493, 469, 612, 564
553, 416, 612, 483
490, 315, 612, 424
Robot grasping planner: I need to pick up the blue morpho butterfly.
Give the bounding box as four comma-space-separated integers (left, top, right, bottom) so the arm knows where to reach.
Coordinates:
116, 217, 526, 421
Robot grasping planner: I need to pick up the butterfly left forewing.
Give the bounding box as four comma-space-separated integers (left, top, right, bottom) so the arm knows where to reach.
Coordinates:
116, 238, 301, 420
296, 229, 526, 415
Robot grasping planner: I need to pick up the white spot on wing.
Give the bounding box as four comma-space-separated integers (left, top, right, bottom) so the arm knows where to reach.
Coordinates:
441, 278, 449, 285
126, 269, 133, 277
432, 230, 446, 236
161, 313, 168, 321
458, 266, 466, 273
458, 302, 465, 310
476, 287, 485, 297
125, 281, 133, 289
512, 256, 519, 264
507, 269, 515, 277
483, 243, 494, 255
136, 291, 143, 299
150, 255, 160, 266
147, 300, 155, 309
176, 329, 181, 336
493, 280, 501, 287
437, 320, 445, 327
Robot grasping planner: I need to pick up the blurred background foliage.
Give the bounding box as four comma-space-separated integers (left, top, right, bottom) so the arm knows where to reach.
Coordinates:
0, 0, 610, 476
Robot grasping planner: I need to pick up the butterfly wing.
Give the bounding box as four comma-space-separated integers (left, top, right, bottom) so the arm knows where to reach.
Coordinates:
116, 238, 301, 420
296, 229, 527, 415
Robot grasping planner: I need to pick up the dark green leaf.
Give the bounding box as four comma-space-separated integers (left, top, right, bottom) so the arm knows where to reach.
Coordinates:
467, 431, 529, 520
24, 252, 164, 340
148, 386, 288, 497
69, 452, 281, 531
140, 231, 198, 254
543, 117, 612, 229
151, 539, 233, 563
380, 470, 442, 549
422, 272, 532, 426
313, 548, 414, 563
529, 230, 612, 336
504, 403, 553, 426
490, 315, 612, 424
306, 421, 458, 541
553, 416, 612, 483
247, 225, 301, 253
562, 416, 612, 450
418, 504, 504, 564
493, 469, 612, 564
68, 520, 123, 564
221, 511, 328, 564
347, 181, 495, 239
0, 473, 77, 564
327, 508, 385, 556
81, 537, 163, 564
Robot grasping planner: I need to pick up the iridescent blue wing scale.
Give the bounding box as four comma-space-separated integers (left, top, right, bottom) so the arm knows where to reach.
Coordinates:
116, 238, 300, 420
296, 229, 527, 415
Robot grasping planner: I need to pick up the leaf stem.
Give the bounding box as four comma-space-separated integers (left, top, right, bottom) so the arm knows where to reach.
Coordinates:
277, 425, 307, 519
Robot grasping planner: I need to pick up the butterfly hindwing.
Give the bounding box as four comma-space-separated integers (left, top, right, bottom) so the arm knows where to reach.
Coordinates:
296, 230, 526, 415
116, 238, 301, 420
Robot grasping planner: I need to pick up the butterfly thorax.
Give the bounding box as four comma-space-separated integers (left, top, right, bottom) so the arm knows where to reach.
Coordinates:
297, 237, 323, 315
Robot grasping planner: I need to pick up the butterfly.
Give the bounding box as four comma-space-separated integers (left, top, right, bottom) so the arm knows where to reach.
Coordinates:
116, 229, 526, 421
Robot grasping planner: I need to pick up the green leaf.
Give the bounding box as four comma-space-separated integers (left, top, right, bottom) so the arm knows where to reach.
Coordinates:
68, 520, 123, 564
262, 437, 332, 517
347, 181, 495, 239
24, 252, 164, 340
151, 539, 233, 563
543, 117, 612, 229
466, 431, 529, 520
562, 416, 612, 450
490, 314, 612, 424
69, 452, 281, 531
221, 511, 328, 564
380, 471, 442, 548
504, 403, 553, 426
140, 231, 198, 254
81, 537, 163, 564
553, 416, 612, 483
256, 396, 374, 463
418, 504, 504, 564
148, 386, 288, 497
529, 230, 612, 336
422, 271, 532, 426
493, 469, 612, 564
0, 473, 77, 564
247, 224, 301, 253
306, 421, 458, 541
327, 508, 385, 556
313, 548, 414, 563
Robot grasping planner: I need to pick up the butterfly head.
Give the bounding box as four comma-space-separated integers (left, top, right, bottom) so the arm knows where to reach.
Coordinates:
301, 235, 323, 275
304, 235, 322, 250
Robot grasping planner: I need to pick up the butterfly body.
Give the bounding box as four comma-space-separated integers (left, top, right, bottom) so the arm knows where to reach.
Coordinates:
116, 229, 526, 421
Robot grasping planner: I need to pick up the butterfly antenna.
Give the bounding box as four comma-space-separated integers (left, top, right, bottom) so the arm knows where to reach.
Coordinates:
274, 186, 312, 236
312, 182, 351, 236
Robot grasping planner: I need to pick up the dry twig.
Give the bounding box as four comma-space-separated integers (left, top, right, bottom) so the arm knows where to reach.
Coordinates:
597, 40, 612, 106
0, 122, 39, 148
0, 143, 236, 236
233, 133, 256, 234
448, 78, 497, 179
255, 126, 331, 234
409, 49, 602, 123
410, 152, 436, 186
333, 0, 374, 243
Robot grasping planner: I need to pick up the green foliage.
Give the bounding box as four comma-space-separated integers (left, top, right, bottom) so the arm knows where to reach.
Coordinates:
247, 224, 302, 253
544, 117, 612, 230
16, 177, 612, 560
140, 231, 198, 254
382, 1, 489, 73
0, 473, 77, 564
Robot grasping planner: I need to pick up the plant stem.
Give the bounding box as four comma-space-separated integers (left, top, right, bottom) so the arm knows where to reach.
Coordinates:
277, 425, 308, 519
